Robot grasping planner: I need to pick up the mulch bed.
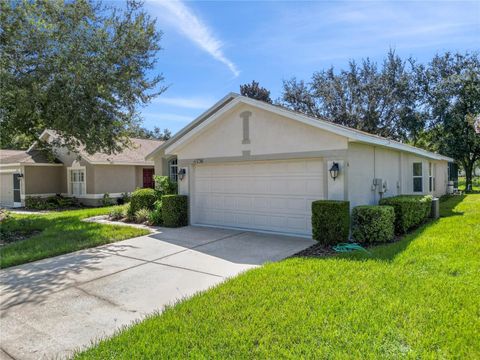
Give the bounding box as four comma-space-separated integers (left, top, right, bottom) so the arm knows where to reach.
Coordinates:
0, 229, 41, 246
291, 243, 337, 258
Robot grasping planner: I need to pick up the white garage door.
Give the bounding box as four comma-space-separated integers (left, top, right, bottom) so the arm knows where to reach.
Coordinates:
0, 173, 14, 207
192, 159, 324, 236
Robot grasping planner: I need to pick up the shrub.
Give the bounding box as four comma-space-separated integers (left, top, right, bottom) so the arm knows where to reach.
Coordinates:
352, 205, 395, 244
134, 208, 150, 224
102, 193, 113, 206
154, 175, 177, 197
379, 195, 433, 234
25, 195, 79, 210
128, 188, 157, 217
162, 195, 188, 227
148, 201, 163, 225
117, 192, 131, 205
311, 200, 350, 245
109, 205, 126, 221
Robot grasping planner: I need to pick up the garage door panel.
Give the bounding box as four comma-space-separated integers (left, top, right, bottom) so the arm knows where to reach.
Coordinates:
192, 159, 324, 236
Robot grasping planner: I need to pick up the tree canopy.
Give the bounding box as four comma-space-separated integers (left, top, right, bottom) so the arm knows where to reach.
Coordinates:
0, 0, 165, 154
281, 50, 479, 189
240, 81, 272, 103
416, 52, 480, 188
281, 51, 422, 142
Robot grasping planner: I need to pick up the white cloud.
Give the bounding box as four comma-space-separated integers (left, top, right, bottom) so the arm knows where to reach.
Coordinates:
152, 96, 214, 109
150, 0, 239, 77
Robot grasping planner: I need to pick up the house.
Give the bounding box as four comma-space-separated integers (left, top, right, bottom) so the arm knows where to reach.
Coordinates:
147, 93, 454, 237
0, 130, 163, 207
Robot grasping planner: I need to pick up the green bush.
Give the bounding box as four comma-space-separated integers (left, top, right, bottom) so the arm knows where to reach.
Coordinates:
134, 208, 150, 224
154, 175, 177, 197
352, 205, 395, 244
25, 195, 79, 210
379, 195, 433, 234
162, 195, 188, 228
102, 193, 113, 206
311, 200, 350, 245
147, 201, 163, 225
128, 188, 157, 217
109, 205, 127, 221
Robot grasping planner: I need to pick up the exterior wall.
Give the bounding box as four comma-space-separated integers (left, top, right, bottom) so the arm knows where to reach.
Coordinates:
93, 165, 137, 194
348, 142, 449, 208
24, 166, 63, 195
173, 104, 348, 160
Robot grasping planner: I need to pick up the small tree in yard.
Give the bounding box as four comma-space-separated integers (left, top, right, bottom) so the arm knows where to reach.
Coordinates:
416, 52, 480, 190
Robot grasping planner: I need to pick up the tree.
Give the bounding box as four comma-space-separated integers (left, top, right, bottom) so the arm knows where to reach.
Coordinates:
240, 81, 272, 103
128, 126, 172, 141
0, 0, 165, 154
281, 51, 423, 141
416, 52, 480, 190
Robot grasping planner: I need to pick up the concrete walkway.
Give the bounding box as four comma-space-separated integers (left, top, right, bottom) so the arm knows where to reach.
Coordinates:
0, 226, 313, 360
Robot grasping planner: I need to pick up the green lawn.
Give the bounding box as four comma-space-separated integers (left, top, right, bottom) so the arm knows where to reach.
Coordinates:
0, 207, 149, 268
76, 195, 480, 359
458, 176, 480, 192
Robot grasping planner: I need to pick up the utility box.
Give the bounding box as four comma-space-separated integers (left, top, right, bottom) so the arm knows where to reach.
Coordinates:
431, 198, 440, 219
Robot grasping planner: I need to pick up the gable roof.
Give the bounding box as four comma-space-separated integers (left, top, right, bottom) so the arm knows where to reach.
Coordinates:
35, 130, 164, 165
0, 149, 62, 165
150, 94, 453, 162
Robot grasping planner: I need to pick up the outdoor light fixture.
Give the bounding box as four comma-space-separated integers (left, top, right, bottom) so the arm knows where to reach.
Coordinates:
178, 168, 186, 181
329, 162, 340, 181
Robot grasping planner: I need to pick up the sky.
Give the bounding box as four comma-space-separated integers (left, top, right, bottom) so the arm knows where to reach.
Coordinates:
135, 0, 479, 133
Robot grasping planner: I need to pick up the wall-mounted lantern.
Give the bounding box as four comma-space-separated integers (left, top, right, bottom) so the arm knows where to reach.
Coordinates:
178, 168, 186, 181
329, 162, 340, 181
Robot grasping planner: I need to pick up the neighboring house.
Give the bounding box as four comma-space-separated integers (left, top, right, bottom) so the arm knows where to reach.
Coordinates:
147, 93, 454, 237
0, 130, 163, 207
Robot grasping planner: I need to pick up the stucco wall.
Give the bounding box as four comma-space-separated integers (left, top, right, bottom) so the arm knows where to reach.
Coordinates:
24, 166, 63, 194
348, 142, 449, 208
93, 165, 137, 194
173, 104, 349, 160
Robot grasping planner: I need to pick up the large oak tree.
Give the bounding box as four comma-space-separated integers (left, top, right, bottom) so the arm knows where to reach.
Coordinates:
0, 0, 165, 154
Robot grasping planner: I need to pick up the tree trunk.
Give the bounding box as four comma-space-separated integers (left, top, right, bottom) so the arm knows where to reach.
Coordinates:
464, 161, 474, 192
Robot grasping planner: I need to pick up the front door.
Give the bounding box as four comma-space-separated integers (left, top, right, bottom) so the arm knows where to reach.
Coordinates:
13, 174, 21, 206
143, 169, 154, 189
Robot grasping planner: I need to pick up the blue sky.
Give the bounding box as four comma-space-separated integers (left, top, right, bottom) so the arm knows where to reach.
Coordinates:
138, 0, 479, 133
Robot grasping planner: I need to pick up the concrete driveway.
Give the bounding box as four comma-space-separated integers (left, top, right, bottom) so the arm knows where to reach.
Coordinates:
0, 226, 313, 360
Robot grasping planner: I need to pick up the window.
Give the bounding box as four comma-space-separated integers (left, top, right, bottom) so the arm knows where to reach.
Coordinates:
413, 162, 423, 192
429, 163, 436, 192
168, 158, 178, 182
70, 169, 85, 195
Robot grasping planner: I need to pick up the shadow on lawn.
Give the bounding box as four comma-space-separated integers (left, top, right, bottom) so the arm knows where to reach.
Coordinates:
440, 195, 466, 217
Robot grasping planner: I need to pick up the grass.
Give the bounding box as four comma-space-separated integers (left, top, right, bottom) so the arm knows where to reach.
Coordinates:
0, 207, 149, 268
76, 195, 480, 359
458, 176, 480, 192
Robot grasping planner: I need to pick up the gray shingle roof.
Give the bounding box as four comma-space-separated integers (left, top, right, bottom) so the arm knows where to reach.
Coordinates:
0, 150, 61, 165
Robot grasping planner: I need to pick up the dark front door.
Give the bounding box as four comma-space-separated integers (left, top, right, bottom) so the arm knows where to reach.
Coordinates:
13, 174, 21, 203
143, 169, 154, 189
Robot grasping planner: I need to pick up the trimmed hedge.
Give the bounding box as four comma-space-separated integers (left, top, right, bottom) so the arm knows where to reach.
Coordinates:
352, 205, 395, 244
128, 188, 157, 217
25, 195, 79, 210
311, 200, 350, 245
162, 195, 188, 228
379, 195, 433, 234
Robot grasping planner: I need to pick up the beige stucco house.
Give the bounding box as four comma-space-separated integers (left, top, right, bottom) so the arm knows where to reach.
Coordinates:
147, 93, 454, 237
0, 131, 163, 207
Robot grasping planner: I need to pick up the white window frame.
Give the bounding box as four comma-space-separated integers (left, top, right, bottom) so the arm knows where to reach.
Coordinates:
168, 158, 178, 182
67, 166, 86, 196
413, 162, 423, 193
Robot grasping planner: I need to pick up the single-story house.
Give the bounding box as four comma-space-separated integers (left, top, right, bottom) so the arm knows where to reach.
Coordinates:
147, 93, 454, 237
0, 130, 163, 207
